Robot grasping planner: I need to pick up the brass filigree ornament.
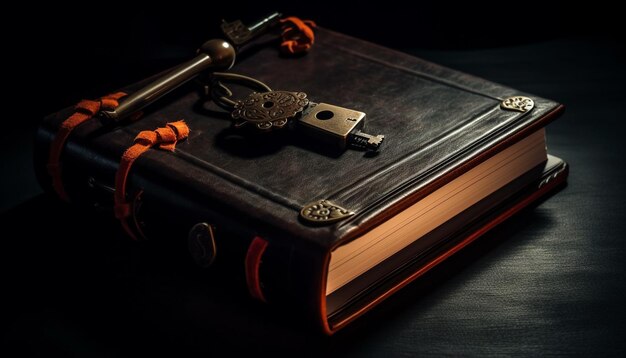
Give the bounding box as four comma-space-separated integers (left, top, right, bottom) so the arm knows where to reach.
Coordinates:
300, 200, 354, 224
232, 91, 309, 130
500, 96, 534, 113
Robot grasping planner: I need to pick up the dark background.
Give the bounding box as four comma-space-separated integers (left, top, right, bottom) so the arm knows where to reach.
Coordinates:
11, 1, 624, 131
7, 2, 624, 132
3, 1, 626, 356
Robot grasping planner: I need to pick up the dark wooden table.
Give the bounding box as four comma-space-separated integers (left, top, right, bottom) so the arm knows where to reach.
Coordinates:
3, 38, 625, 356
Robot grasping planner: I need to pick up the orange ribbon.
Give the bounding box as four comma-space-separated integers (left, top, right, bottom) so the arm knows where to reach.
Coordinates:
114, 120, 190, 240
280, 17, 317, 55
48, 92, 127, 201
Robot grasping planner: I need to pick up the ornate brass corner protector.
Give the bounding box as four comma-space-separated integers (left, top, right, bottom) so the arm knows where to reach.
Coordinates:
300, 200, 354, 224
501, 96, 534, 113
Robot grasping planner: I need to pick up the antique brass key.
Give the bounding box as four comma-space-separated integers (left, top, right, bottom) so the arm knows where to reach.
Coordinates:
230, 89, 384, 152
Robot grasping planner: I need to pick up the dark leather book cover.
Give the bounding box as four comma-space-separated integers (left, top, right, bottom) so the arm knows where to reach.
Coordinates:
34, 27, 567, 334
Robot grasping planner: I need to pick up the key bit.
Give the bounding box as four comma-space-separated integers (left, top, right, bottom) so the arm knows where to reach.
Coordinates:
347, 130, 385, 151
221, 12, 282, 46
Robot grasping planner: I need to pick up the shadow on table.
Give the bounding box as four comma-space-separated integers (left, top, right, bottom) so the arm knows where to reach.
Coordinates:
1, 192, 557, 356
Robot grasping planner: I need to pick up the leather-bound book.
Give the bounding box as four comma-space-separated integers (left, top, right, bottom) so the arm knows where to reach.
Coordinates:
34, 27, 568, 334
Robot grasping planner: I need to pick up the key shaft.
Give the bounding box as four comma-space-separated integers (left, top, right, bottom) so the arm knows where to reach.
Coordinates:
101, 39, 235, 121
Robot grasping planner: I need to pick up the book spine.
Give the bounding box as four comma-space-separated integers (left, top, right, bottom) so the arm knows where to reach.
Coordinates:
34, 121, 327, 327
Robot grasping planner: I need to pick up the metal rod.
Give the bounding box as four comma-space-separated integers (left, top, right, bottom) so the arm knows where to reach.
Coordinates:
102, 39, 236, 120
